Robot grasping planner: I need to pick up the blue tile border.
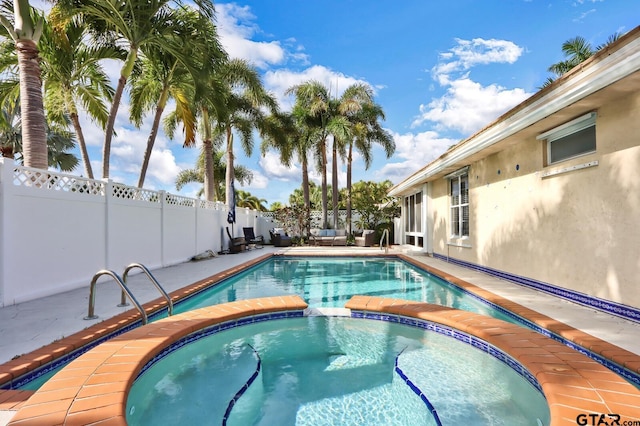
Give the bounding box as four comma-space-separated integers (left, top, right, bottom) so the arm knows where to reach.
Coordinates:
432, 253, 640, 323
394, 349, 443, 426
222, 343, 261, 426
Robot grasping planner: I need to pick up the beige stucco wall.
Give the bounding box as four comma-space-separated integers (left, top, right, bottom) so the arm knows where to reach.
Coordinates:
429, 90, 640, 309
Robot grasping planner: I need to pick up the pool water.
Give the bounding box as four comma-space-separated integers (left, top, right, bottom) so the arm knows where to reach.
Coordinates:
11, 257, 523, 391
176, 257, 518, 324
126, 316, 550, 425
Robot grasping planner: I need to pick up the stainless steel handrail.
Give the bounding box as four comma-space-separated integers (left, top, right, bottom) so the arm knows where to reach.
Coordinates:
122, 263, 174, 317
84, 270, 148, 324
380, 229, 389, 254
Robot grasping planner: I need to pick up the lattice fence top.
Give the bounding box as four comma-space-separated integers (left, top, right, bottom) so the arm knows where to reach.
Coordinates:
165, 193, 195, 207
111, 183, 159, 202
13, 167, 106, 195
198, 199, 223, 210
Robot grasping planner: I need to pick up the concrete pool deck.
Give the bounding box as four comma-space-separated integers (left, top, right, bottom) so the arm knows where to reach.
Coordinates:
1, 245, 639, 424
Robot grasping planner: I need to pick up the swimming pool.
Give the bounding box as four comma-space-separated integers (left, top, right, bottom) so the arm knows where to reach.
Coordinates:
5, 256, 639, 394
126, 316, 550, 425
5, 257, 521, 391
175, 257, 518, 324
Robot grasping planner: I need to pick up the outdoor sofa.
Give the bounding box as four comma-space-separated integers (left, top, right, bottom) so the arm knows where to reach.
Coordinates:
310, 229, 347, 246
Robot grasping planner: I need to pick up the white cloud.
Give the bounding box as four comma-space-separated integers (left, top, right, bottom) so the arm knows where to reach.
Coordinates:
433, 38, 524, 82
413, 77, 530, 134
239, 169, 269, 189
377, 131, 458, 183
216, 3, 308, 69
413, 37, 531, 135
264, 65, 374, 111
573, 8, 596, 22
259, 151, 300, 181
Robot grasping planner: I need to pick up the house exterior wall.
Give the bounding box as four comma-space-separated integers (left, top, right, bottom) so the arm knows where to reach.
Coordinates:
429, 90, 640, 309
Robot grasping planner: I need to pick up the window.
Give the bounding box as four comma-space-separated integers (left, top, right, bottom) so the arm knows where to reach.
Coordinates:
537, 112, 596, 165
404, 192, 422, 233
449, 173, 469, 237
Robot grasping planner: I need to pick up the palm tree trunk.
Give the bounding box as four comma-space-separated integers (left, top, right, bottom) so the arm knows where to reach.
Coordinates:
16, 38, 47, 169
200, 107, 216, 202
103, 74, 126, 179
332, 139, 339, 229
69, 111, 93, 179
321, 139, 328, 229
302, 154, 310, 210
346, 141, 353, 235
103, 50, 138, 179
137, 89, 168, 188
225, 125, 234, 206
301, 153, 310, 237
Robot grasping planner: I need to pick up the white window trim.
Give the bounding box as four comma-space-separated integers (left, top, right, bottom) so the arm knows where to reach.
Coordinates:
536, 112, 596, 142
538, 112, 597, 166
449, 172, 469, 239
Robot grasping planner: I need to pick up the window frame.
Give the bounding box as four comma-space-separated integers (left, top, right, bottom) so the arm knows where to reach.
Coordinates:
404, 191, 422, 234
447, 169, 469, 239
537, 112, 597, 165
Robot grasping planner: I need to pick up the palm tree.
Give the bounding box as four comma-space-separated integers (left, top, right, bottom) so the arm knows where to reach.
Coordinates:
58, 0, 216, 179
345, 101, 394, 234
548, 36, 594, 77
328, 83, 381, 229
0, 102, 21, 159
175, 148, 252, 201
286, 81, 332, 228
289, 181, 326, 209
45, 121, 79, 172
39, 15, 119, 178
130, 7, 225, 188
0, 0, 47, 168
544, 33, 622, 87
260, 109, 315, 235
165, 20, 228, 202
236, 189, 267, 211
0, 103, 79, 171
216, 59, 278, 208
260, 110, 313, 210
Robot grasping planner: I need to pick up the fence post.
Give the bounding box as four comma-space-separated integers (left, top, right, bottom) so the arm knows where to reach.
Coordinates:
104, 179, 112, 269
159, 190, 166, 267
0, 160, 9, 305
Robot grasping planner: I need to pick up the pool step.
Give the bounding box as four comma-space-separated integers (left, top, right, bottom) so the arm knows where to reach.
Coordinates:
304, 307, 351, 317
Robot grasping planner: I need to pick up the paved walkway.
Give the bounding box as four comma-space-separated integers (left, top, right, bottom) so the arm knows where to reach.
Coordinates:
1, 246, 639, 424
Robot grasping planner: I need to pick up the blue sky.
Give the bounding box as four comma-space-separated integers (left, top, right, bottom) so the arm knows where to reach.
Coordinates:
53, 0, 638, 206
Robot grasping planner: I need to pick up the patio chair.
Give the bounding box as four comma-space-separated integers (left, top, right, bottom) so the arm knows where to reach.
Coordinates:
243, 227, 264, 249
226, 227, 246, 254
355, 230, 375, 247
269, 228, 292, 247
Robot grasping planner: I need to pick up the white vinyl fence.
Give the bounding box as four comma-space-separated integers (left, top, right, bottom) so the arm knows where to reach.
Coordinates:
0, 159, 274, 307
